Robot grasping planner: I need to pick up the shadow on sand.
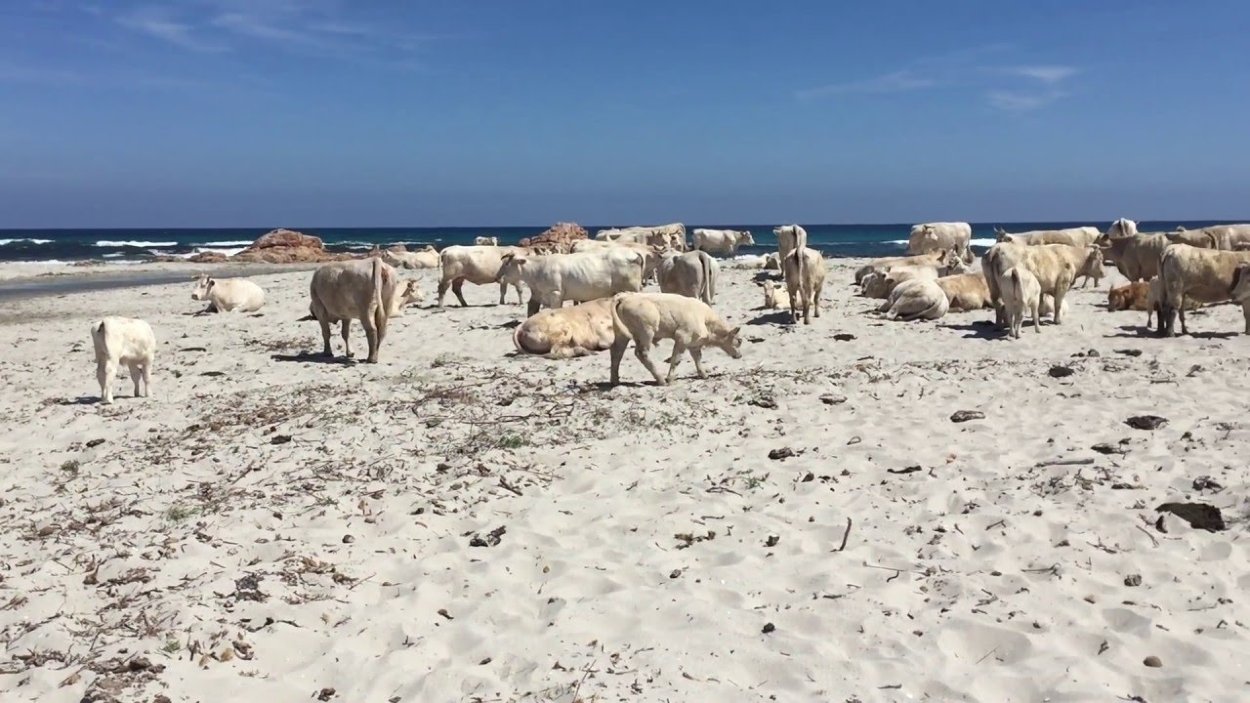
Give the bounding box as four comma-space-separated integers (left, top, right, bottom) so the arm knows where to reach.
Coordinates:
56, 396, 101, 406
747, 311, 794, 326
271, 352, 356, 366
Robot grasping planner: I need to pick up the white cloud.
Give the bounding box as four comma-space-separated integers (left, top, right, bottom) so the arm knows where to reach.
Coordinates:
1002, 65, 1078, 84
987, 89, 1065, 111
796, 70, 938, 100
117, 11, 226, 52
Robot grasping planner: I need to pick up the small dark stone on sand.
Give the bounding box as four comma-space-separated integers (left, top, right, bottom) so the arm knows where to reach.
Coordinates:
1126, 415, 1167, 431
833, 333, 856, 342
342, 534, 355, 544
801, 472, 814, 482
750, 396, 778, 409
1091, 443, 1123, 455
1156, 502, 1225, 531
1048, 366, 1075, 378
1115, 349, 1143, 357
86, 438, 105, 448
1124, 574, 1142, 587
762, 622, 776, 634
1192, 476, 1223, 492
765, 535, 780, 548
768, 447, 796, 461
270, 434, 292, 445
669, 569, 682, 579
950, 410, 985, 423
469, 525, 507, 547
820, 393, 848, 405
1143, 656, 1162, 668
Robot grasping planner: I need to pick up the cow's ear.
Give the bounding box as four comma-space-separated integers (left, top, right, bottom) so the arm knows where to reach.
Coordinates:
729, 325, 741, 336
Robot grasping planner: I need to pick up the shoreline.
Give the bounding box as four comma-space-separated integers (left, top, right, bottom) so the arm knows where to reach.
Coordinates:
0, 261, 323, 301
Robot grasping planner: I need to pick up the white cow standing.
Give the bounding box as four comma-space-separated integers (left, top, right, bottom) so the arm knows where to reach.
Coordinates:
774, 224, 808, 283
657, 250, 718, 304
692, 229, 755, 255
608, 292, 742, 385
190, 275, 265, 313
498, 249, 646, 316
309, 258, 399, 363
90, 317, 155, 404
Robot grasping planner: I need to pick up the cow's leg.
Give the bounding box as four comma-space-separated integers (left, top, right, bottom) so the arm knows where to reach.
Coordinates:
1031, 303, 1040, 334
633, 336, 665, 385
813, 282, 823, 318
97, 360, 114, 405
498, 280, 507, 305
128, 363, 143, 398
526, 295, 541, 317
689, 346, 708, 379
141, 360, 152, 397
341, 320, 353, 358
452, 279, 469, 307
1242, 303, 1250, 334
366, 308, 387, 364
1178, 298, 1189, 335
363, 320, 380, 364
609, 336, 629, 385
512, 282, 524, 305
436, 278, 449, 307
665, 341, 685, 383
788, 289, 799, 324
317, 317, 333, 356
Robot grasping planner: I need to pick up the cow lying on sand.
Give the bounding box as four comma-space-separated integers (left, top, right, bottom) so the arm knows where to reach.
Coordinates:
608, 293, 742, 385
91, 317, 155, 404
513, 298, 615, 358
191, 275, 265, 313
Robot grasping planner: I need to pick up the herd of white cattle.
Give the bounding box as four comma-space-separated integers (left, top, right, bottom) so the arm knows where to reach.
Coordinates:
88, 219, 1250, 403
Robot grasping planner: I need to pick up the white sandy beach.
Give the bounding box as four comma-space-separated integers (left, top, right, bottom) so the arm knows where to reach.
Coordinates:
1, 259, 1247, 702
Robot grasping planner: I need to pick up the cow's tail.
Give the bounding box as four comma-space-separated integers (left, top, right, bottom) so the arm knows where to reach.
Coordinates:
297, 311, 316, 321
511, 319, 530, 354
699, 251, 715, 304
1010, 267, 1023, 308
609, 292, 632, 341
795, 227, 806, 293
370, 257, 388, 333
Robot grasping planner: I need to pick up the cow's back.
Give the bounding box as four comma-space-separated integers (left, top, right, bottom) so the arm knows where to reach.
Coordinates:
311, 259, 388, 320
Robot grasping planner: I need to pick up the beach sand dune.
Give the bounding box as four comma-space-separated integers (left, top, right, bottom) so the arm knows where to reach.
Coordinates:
0, 261, 1247, 702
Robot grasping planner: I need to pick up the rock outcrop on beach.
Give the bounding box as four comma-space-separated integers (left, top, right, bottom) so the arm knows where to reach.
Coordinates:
187, 251, 229, 264
232, 229, 353, 264
519, 222, 587, 254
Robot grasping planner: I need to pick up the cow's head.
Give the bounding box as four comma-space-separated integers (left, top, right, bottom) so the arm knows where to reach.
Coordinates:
1106, 218, 1137, 240
994, 227, 1010, 242
496, 252, 527, 284
1230, 264, 1250, 302
1081, 247, 1106, 279
400, 279, 424, 306
712, 322, 743, 359
738, 231, 756, 246
1107, 285, 1128, 311
191, 275, 215, 300
942, 248, 971, 274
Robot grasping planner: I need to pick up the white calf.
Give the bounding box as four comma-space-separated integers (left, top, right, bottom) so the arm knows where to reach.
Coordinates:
90, 317, 155, 404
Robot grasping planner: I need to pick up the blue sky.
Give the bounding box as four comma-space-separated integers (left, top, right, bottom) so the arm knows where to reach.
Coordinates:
1, 0, 1248, 227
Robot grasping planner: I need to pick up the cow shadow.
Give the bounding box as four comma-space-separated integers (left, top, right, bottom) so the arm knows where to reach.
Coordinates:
940, 321, 1008, 340
747, 311, 794, 326
1104, 324, 1159, 339
271, 352, 356, 366
56, 396, 101, 406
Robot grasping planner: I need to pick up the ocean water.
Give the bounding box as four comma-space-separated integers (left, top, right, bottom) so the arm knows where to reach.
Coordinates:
0, 221, 1232, 264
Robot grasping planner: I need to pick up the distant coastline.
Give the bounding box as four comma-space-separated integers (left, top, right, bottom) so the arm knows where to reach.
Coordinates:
0, 220, 1241, 265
